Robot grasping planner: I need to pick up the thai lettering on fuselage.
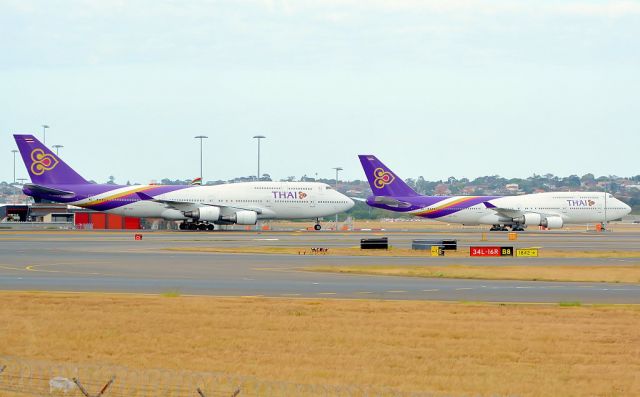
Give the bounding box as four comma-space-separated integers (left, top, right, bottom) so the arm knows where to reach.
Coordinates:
272, 191, 308, 200
566, 199, 596, 207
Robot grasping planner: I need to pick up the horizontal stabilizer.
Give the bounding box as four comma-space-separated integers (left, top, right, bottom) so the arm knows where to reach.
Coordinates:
24, 183, 75, 198
373, 196, 412, 208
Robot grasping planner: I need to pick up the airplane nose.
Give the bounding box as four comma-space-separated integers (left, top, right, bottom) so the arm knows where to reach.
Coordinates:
624, 202, 632, 215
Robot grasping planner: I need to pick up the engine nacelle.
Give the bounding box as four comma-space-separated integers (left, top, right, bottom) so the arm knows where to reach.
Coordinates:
513, 213, 542, 225
232, 210, 258, 225
184, 206, 221, 222
541, 216, 563, 229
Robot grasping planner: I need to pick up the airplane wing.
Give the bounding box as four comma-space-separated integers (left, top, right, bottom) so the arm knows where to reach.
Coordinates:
23, 183, 76, 199
483, 201, 523, 218
136, 192, 264, 214
373, 196, 412, 208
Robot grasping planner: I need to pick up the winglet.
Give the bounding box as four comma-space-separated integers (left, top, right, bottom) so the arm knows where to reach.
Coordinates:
483, 201, 497, 209
136, 192, 155, 201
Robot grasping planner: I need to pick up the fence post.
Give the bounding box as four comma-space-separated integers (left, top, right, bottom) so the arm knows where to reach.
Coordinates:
73, 376, 115, 397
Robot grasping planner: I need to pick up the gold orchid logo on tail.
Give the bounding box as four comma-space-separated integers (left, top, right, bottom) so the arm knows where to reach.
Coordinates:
373, 168, 395, 189
30, 148, 59, 175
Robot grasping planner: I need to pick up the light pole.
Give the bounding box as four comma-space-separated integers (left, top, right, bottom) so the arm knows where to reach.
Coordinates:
11, 149, 18, 183
42, 124, 50, 145
333, 167, 343, 226
253, 135, 266, 181
53, 145, 64, 156
194, 135, 208, 183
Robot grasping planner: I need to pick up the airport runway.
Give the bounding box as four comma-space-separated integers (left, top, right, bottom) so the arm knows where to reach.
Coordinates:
1, 229, 639, 303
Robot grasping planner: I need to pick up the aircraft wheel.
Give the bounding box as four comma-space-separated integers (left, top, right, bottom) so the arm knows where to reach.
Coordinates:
198, 223, 207, 231
207, 224, 214, 231
188, 223, 198, 230
314, 224, 322, 231
179, 223, 186, 230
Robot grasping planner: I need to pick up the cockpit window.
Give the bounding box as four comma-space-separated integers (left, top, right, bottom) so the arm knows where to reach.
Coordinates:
326, 186, 333, 190
608, 194, 613, 198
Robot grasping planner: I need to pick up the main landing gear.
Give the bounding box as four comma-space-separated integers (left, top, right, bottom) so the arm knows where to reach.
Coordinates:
179, 221, 215, 231
489, 224, 526, 232
314, 218, 322, 231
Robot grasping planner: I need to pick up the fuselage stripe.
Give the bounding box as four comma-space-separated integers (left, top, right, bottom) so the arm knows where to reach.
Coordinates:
413, 196, 479, 217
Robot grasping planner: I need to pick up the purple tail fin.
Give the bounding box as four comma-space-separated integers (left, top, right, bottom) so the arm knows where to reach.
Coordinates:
358, 155, 418, 197
14, 134, 88, 185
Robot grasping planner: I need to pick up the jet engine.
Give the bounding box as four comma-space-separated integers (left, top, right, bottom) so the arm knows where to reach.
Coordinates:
184, 207, 221, 221
231, 210, 258, 225
513, 213, 542, 225
541, 216, 563, 229
513, 213, 564, 229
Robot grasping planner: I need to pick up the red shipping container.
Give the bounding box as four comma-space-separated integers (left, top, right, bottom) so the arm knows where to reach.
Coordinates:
124, 217, 141, 230
91, 213, 106, 229
107, 214, 123, 229
75, 212, 90, 226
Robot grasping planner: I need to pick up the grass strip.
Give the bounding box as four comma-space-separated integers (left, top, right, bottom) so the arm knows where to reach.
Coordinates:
305, 264, 640, 283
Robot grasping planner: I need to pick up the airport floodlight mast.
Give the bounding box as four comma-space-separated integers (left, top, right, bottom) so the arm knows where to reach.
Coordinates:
42, 124, 49, 145
53, 145, 64, 156
333, 167, 343, 225
194, 135, 208, 183
11, 149, 18, 183
253, 135, 266, 181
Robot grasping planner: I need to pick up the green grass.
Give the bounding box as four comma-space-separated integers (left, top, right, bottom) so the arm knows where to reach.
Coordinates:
161, 290, 181, 298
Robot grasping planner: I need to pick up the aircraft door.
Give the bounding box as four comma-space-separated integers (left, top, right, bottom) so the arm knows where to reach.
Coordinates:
310, 186, 320, 207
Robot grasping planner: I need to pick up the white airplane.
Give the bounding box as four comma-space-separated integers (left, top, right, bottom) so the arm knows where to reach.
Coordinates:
359, 155, 632, 231
14, 134, 354, 231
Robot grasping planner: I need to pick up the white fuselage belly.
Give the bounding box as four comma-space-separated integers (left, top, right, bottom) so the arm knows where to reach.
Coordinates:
421, 192, 629, 226
92, 182, 351, 220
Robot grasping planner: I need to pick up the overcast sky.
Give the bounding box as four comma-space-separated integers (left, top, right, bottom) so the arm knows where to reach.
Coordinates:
2, 0, 639, 184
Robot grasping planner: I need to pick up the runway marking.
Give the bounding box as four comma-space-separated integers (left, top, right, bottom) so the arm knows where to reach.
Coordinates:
386, 290, 407, 293
317, 292, 337, 295
24, 263, 125, 277
357, 291, 373, 294
422, 289, 439, 292
455, 288, 473, 291
0, 264, 28, 272
280, 293, 301, 296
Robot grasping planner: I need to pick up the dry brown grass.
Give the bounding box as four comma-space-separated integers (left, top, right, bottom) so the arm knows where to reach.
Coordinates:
1, 292, 639, 396
306, 264, 640, 283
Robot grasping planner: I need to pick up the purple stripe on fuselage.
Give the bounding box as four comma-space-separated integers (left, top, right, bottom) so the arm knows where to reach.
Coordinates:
367, 195, 502, 218
23, 184, 191, 211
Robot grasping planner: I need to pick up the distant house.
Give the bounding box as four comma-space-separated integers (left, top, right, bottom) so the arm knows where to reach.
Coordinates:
462, 186, 476, 195
434, 184, 451, 195
505, 183, 519, 192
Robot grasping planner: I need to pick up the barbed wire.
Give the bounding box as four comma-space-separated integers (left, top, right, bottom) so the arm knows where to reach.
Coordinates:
0, 356, 450, 397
